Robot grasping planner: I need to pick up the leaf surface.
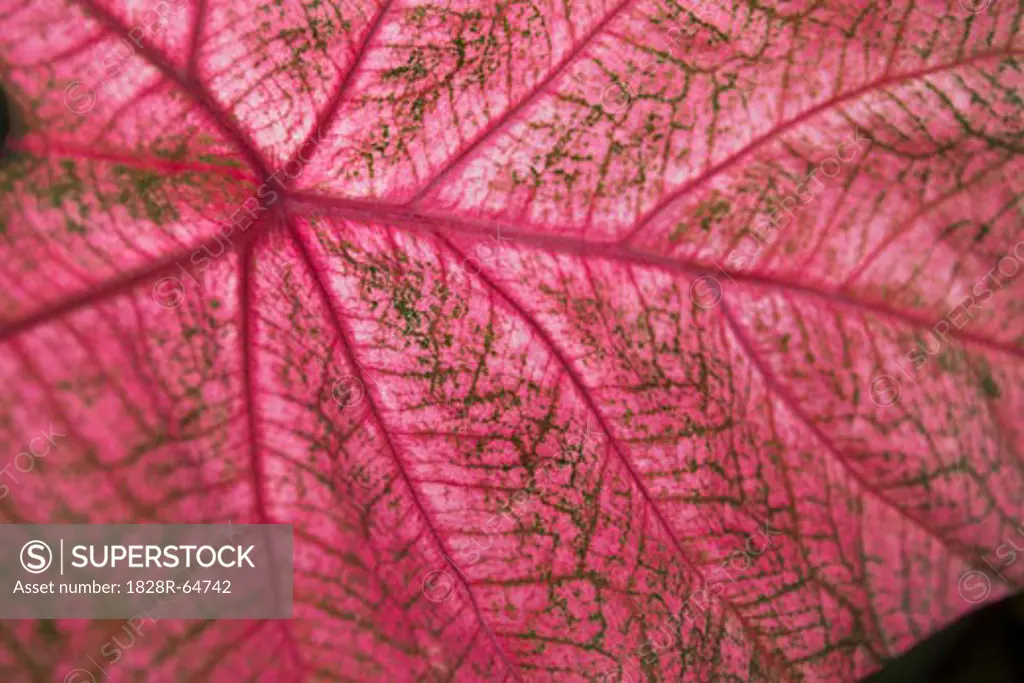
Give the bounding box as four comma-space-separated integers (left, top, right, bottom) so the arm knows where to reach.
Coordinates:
0, 0, 1022, 681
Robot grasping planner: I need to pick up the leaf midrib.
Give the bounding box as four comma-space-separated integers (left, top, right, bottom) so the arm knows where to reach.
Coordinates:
6, 182, 1022, 359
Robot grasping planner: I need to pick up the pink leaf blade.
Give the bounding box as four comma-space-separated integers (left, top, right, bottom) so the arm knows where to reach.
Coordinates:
1, 0, 1023, 681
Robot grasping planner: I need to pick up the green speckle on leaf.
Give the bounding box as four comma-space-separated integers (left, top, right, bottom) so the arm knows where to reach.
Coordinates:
65, 217, 86, 235
978, 372, 1000, 398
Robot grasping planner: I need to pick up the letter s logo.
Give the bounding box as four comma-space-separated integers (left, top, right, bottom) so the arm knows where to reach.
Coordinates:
20, 540, 53, 574
63, 82, 96, 115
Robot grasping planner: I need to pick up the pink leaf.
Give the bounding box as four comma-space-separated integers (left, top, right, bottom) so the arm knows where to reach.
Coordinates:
1, 0, 1022, 681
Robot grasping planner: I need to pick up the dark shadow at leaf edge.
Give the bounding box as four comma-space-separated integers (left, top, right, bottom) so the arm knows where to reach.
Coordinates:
859, 592, 1024, 683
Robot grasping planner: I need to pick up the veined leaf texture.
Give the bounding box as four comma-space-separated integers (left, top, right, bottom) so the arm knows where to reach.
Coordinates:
0, 0, 1022, 681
